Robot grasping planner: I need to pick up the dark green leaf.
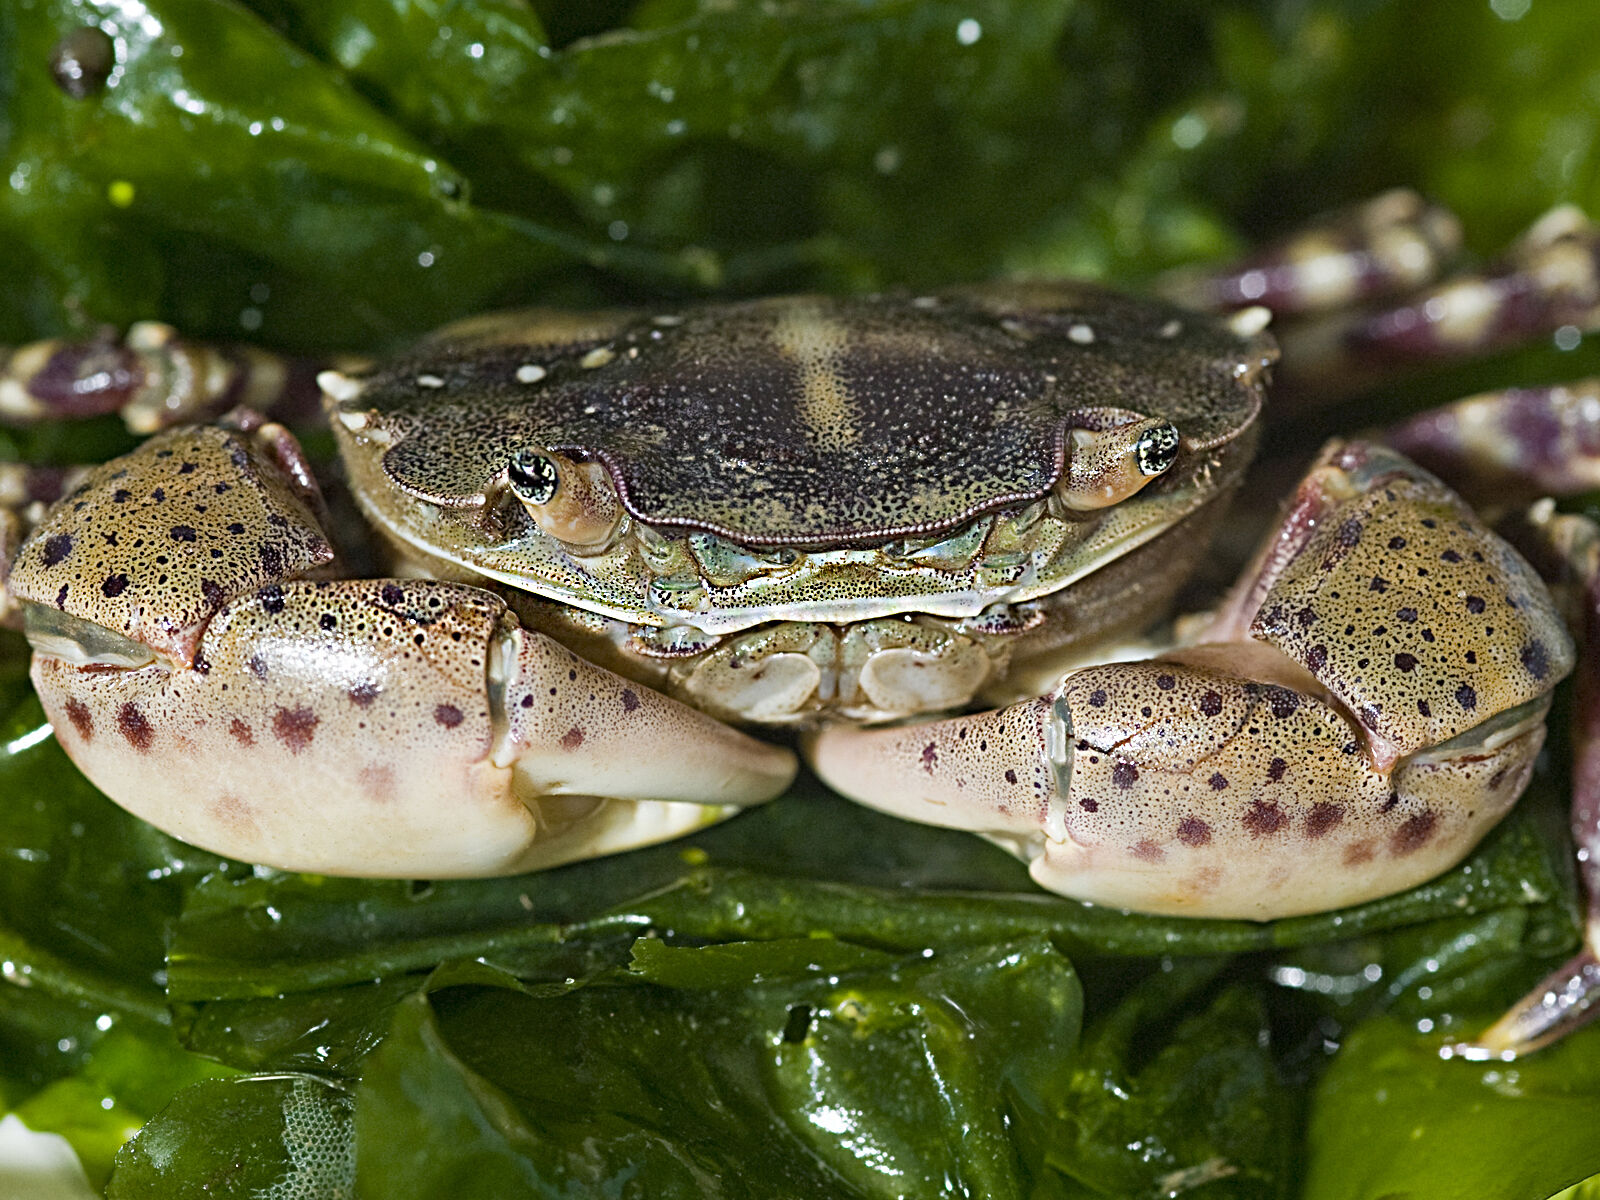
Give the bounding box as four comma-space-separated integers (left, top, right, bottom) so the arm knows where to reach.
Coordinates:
1046, 959, 1293, 1200
352, 938, 1081, 1199
107, 1074, 354, 1199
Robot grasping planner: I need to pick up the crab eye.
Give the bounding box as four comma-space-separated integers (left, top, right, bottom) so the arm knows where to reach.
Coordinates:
505, 449, 623, 554
1135, 422, 1180, 477
1056, 417, 1182, 513
507, 450, 561, 506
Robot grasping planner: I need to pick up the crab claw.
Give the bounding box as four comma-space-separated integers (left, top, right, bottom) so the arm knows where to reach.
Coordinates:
809, 441, 1572, 920
8, 423, 794, 876
1451, 507, 1600, 1058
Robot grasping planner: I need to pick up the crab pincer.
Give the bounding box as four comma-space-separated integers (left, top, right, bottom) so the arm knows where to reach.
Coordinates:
5, 419, 795, 875
810, 442, 1573, 919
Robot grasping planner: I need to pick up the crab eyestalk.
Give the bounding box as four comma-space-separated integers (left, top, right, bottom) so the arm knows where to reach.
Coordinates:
1055, 418, 1181, 512
507, 448, 624, 554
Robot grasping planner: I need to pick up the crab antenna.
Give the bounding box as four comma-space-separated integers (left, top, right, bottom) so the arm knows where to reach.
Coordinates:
507, 449, 624, 554
1055, 418, 1180, 512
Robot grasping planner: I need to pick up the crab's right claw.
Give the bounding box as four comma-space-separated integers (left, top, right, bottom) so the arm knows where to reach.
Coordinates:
1454, 508, 1600, 1059
810, 441, 1572, 922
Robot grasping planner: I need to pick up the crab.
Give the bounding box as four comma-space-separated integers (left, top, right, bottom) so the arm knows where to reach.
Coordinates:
2, 191, 1598, 1055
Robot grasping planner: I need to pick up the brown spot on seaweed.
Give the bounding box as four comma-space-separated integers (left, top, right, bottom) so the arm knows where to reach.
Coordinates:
228, 717, 254, 746
621, 688, 640, 712
433, 703, 464, 729
1177, 816, 1211, 846
560, 726, 586, 750
1111, 762, 1139, 789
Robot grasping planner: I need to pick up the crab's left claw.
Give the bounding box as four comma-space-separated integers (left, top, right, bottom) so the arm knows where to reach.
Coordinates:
9, 422, 795, 877
809, 441, 1572, 921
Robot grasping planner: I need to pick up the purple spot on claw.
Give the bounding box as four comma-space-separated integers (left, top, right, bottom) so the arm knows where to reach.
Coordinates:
41, 534, 72, 566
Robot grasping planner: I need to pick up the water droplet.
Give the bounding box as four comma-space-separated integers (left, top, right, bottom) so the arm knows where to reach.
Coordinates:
1170, 111, 1207, 149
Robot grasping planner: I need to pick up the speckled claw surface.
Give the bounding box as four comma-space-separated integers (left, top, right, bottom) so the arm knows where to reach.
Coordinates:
1454, 506, 1600, 1058
809, 441, 1573, 919
6, 421, 794, 876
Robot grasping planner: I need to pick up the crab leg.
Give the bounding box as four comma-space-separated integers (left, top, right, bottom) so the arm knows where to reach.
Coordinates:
1156, 189, 1464, 318
809, 441, 1573, 920
1164, 196, 1600, 402
1384, 379, 1600, 503
5, 420, 794, 876
0, 322, 338, 433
